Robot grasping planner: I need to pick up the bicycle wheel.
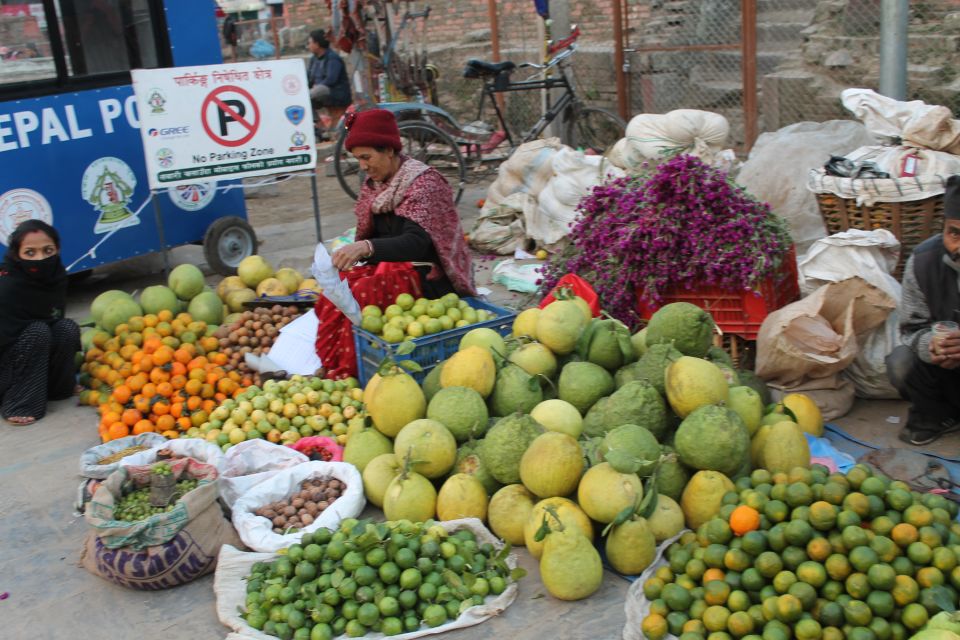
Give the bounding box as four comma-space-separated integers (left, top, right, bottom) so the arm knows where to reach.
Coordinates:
333, 126, 362, 201
398, 121, 466, 204
566, 106, 626, 154
333, 120, 467, 204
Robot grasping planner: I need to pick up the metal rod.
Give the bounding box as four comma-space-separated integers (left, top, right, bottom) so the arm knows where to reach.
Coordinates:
879, 0, 908, 99
486, 0, 506, 113
612, 0, 628, 121
311, 171, 322, 243
632, 43, 741, 53
151, 192, 170, 277
741, 0, 758, 152
272, 16, 281, 60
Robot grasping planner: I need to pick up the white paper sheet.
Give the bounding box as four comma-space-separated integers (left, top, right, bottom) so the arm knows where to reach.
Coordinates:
263, 310, 323, 374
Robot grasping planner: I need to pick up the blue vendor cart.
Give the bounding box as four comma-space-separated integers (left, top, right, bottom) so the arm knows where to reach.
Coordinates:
0, 0, 257, 275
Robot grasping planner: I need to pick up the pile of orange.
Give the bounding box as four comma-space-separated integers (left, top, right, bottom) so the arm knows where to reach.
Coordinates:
79, 310, 254, 442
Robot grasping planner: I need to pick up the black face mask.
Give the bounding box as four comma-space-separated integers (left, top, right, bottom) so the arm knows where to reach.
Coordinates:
20, 254, 62, 281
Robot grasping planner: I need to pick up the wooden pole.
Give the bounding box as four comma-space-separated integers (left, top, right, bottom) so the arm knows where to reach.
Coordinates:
486, 0, 505, 112
612, 0, 628, 121
741, 0, 758, 151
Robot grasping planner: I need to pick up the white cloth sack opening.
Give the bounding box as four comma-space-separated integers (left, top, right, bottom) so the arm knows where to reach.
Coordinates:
215, 518, 519, 640
79, 433, 168, 479
842, 88, 960, 153
798, 229, 903, 399
218, 439, 309, 509
622, 109, 730, 169
484, 137, 563, 207
119, 437, 225, 470
311, 242, 361, 325
231, 461, 364, 552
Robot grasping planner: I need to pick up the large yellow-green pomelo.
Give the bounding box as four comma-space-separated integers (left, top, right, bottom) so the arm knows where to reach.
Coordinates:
673, 404, 750, 476
91, 290, 133, 326
518, 432, 584, 498
535, 300, 586, 355
440, 346, 496, 397
343, 428, 393, 472
780, 393, 824, 437
100, 297, 143, 334
523, 496, 593, 559
530, 399, 583, 438
139, 285, 179, 315
426, 386, 489, 442
605, 517, 657, 575
508, 342, 558, 378
665, 356, 730, 418
727, 385, 764, 436
512, 308, 541, 338
488, 484, 536, 545
576, 462, 643, 523
645, 301, 716, 358
646, 494, 686, 542
383, 471, 437, 522
273, 267, 303, 294
541, 529, 603, 600
225, 287, 256, 313
187, 291, 224, 325
361, 453, 402, 508
168, 264, 205, 301
680, 470, 735, 529
393, 419, 457, 479
436, 473, 488, 521
237, 255, 274, 288
458, 327, 506, 357
762, 420, 811, 473
368, 372, 426, 437
217, 275, 246, 300
256, 277, 288, 297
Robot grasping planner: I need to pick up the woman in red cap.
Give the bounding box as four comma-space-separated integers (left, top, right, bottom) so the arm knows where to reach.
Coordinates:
331, 109, 477, 298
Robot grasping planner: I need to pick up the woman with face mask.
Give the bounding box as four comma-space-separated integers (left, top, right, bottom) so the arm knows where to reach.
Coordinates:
0, 220, 80, 426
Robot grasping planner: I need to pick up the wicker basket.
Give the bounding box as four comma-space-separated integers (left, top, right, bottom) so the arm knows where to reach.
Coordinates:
815, 192, 944, 279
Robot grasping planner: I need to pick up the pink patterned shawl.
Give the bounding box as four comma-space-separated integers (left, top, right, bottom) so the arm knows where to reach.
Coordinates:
354, 156, 477, 296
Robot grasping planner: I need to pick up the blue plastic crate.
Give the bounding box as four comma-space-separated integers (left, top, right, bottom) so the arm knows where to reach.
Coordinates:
353, 297, 518, 385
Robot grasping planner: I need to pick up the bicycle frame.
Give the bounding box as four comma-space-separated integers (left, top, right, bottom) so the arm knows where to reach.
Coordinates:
478, 73, 576, 147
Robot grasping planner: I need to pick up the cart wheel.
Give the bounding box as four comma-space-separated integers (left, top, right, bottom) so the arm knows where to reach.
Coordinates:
203, 216, 258, 276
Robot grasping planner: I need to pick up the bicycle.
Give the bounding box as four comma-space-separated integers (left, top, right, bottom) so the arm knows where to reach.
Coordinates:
333, 26, 625, 203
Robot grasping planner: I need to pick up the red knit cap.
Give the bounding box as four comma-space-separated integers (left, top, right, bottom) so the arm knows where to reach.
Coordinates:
344, 109, 402, 152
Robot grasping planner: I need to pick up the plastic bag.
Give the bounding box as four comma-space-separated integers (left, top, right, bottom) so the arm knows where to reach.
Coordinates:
214, 518, 519, 640
798, 229, 902, 399
218, 440, 309, 509
539, 273, 601, 317
311, 242, 361, 326
288, 436, 344, 462
492, 259, 544, 293
484, 138, 563, 206
622, 532, 689, 640
231, 461, 364, 552
119, 437, 225, 470
737, 120, 876, 254
79, 433, 167, 479
468, 193, 535, 255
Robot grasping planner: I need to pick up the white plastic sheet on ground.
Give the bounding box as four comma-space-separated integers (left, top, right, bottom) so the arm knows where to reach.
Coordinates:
737, 120, 876, 253
622, 531, 688, 640
218, 439, 309, 509
798, 229, 903, 399
215, 518, 519, 640
231, 461, 364, 552
119, 437, 225, 470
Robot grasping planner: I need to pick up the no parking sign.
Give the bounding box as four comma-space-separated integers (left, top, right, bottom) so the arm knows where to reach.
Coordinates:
132, 60, 316, 189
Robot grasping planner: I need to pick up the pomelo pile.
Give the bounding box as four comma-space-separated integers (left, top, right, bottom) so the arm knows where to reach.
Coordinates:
190, 375, 365, 451
359, 292, 497, 342
639, 463, 960, 640
350, 298, 811, 602
218, 255, 320, 314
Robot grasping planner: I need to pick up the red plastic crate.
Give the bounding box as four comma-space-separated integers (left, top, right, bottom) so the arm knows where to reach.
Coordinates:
636, 247, 799, 340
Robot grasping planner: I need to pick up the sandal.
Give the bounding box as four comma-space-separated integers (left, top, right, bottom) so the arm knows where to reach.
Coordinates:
6, 416, 37, 426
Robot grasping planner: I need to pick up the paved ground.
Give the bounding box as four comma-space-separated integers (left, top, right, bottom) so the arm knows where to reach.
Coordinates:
0, 166, 952, 640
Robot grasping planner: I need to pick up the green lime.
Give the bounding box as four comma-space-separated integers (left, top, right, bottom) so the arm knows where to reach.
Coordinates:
295, 561, 317, 581
355, 586, 375, 603
394, 547, 416, 569
365, 547, 387, 568
418, 582, 438, 601
337, 578, 358, 600
287, 609, 306, 630
342, 551, 365, 572
325, 539, 347, 560
354, 565, 377, 586
399, 568, 422, 590
843, 599, 873, 626
849, 546, 879, 573
303, 544, 323, 563
423, 603, 447, 627
788, 581, 817, 610
356, 602, 380, 627
287, 545, 305, 564
381, 616, 403, 636
867, 564, 896, 591
344, 619, 367, 638
398, 589, 418, 610
341, 600, 359, 620
310, 622, 333, 640
866, 590, 895, 618
311, 603, 335, 624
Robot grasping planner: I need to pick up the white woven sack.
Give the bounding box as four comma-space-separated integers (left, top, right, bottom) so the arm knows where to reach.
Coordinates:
215, 518, 519, 640
218, 439, 309, 509
231, 461, 364, 552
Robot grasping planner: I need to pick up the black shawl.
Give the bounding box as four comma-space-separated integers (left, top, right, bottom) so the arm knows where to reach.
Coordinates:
0, 256, 68, 349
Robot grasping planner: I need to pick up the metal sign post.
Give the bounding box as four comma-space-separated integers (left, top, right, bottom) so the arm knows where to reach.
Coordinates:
150, 191, 171, 276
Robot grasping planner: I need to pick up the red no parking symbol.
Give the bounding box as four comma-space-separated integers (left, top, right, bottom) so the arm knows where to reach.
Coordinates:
201, 85, 260, 147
